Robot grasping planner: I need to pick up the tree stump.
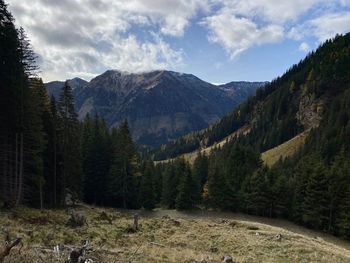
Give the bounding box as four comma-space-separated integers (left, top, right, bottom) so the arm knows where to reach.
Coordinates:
69, 240, 90, 263
133, 213, 139, 231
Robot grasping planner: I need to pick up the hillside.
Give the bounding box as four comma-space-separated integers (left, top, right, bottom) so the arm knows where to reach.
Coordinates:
153, 34, 350, 161
151, 33, 350, 239
261, 129, 310, 166
45, 70, 263, 147
1, 206, 350, 263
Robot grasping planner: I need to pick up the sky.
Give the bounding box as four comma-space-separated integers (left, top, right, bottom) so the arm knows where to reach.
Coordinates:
6, 0, 350, 83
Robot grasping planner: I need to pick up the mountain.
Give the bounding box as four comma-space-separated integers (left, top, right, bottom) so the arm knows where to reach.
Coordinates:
218, 81, 268, 102
154, 33, 350, 162
46, 77, 87, 99
154, 33, 350, 237
45, 70, 264, 147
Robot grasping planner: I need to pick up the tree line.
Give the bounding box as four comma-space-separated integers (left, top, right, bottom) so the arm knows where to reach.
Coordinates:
0, 0, 145, 209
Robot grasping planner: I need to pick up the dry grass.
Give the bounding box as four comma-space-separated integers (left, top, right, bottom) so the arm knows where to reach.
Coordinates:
1, 206, 350, 262
261, 130, 310, 167
156, 125, 251, 165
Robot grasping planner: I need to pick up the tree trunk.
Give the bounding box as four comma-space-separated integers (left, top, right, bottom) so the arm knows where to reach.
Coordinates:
14, 133, 18, 201
15, 133, 23, 206
53, 133, 57, 206
39, 180, 43, 210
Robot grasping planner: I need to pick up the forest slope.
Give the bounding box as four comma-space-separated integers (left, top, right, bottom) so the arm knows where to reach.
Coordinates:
153, 33, 350, 161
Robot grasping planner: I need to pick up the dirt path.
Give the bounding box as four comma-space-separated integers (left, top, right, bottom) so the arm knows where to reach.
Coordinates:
120, 209, 350, 251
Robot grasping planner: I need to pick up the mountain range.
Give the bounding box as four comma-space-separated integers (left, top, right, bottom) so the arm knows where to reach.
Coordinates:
45, 70, 265, 147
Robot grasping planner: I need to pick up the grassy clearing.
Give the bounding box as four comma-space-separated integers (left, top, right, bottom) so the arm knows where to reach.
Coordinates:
1, 205, 350, 262
156, 125, 251, 165
261, 130, 310, 167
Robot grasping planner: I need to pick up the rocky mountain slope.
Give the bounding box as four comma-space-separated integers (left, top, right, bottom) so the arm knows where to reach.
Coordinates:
46, 70, 264, 147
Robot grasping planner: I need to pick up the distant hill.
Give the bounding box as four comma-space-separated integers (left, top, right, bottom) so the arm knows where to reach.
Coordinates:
45, 70, 264, 147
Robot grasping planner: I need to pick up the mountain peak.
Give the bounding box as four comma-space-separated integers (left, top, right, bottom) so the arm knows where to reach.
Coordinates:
46, 70, 265, 147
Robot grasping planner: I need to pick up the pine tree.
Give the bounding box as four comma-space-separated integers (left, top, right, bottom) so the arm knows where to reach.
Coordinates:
245, 167, 270, 216
83, 115, 111, 205
153, 163, 163, 204
192, 152, 208, 204
139, 160, 156, 210
302, 157, 329, 229
175, 161, 195, 210
106, 120, 140, 208
207, 158, 232, 209
161, 163, 178, 208
23, 80, 46, 208
57, 81, 82, 202
45, 96, 60, 207
0, 0, 25, 207
330, 152, 350, 235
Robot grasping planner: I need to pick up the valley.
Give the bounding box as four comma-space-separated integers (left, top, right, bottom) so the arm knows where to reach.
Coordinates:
2, 1, 350, 262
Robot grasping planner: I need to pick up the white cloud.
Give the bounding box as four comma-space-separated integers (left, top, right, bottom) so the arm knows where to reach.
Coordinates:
288, 12, 350, 42
299, 42, 311, 52
202, 0, 350, 58
116, 0, 210, 37
309, 12, 350, 41
202, 10, 284, 58
210, 0, 326, 24
6, 0, 350, 80
7, 0, 202, 81
340, 0, 350, 5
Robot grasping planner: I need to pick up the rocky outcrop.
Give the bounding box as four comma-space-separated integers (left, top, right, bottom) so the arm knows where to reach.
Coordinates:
296, 85, 324, 130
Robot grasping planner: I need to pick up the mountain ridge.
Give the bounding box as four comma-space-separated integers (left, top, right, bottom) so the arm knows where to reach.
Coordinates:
46, 70, 265, 147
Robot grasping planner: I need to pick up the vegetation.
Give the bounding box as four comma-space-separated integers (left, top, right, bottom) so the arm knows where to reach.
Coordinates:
1, 206, 350, 262
153, 32, 350, 239
2, 2, 350, 261
0, 0, 146, 210
153, 32, 350, 161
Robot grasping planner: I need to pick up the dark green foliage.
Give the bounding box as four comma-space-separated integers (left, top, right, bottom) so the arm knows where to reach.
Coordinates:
82, 115, 111, 205
161, 163, 178, 208
175, 163, 195, 210
138, 161, 156, 210
57, 82, 82, 201
244, 167, 270, 216
160, 158, 199, 210
192, 152, 208, 203
106, 120, 141, 208
155, 33, 350, 239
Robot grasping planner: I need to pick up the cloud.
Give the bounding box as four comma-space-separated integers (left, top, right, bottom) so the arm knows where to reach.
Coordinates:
299, 42, 311, 52
288, 12, 350, 42
202, 0, 350, 58
309, 12, 350, 41
7, 0, 199, 81
121, 0, 210, 37
210, 0, 325, 24
202, 9, 284, 58
6, 0, 350, 80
